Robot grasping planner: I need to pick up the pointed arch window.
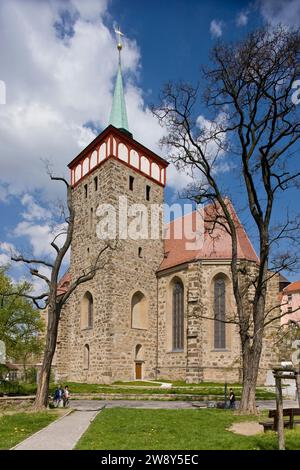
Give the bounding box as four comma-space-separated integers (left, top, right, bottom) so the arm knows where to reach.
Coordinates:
172, 280, 184, 351
214, 276, 226, 349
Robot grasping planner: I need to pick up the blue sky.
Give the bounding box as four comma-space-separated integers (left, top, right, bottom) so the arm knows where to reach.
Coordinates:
0, 0, 300, 288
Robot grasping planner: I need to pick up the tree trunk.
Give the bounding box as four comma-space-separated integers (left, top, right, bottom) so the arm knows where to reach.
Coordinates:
239, 334, 263, 414
34, 304, 60, 409
296, 368, 300, 408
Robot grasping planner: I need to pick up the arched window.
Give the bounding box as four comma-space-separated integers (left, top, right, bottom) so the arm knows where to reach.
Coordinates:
131, 292, 148, 329
81, 292, 93, 329
172, 280, 184, 351
214, 276, 226, 349
84, 344, 90, 369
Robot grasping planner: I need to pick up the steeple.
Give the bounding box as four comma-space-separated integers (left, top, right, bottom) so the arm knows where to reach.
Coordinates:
109, 28, 130, 134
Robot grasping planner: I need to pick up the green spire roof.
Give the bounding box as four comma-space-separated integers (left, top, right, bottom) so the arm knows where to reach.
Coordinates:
109, 63, 129, 132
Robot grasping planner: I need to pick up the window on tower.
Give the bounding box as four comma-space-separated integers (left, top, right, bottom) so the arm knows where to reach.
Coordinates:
146, 185, 151, 201
138, 247, 142, 258
131, 291, 148, 329
84, 184, 88, 198
94, 176, 98, 191
129, 175, 134, 191
81, 292, 94, 329
90, 207, 94, 231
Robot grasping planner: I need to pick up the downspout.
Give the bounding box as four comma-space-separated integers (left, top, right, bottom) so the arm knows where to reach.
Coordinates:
155, 274, 159, 380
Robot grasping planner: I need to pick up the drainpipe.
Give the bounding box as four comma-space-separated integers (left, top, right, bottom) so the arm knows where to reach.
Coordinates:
155, 275, 159, 380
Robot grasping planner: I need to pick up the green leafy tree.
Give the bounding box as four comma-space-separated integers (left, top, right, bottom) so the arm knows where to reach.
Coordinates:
0, 268, 44, 376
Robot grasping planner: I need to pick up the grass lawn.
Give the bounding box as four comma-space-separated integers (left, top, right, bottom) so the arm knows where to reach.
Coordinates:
76, 408, 300, 450
56, 382, 276, 400
0, 410, 59, 449
1, 381, 276, 400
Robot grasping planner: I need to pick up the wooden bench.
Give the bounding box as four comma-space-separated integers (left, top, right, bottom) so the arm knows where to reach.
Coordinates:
259, 408, 300, 432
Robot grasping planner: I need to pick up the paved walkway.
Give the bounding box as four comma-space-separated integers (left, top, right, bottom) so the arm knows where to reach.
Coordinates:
72, 399, 299, 410
13, 407, 103, 450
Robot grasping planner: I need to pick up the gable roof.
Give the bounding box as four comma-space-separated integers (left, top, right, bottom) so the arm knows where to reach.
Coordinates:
57, 271, 71, 296
68, 125, 168, 170
283, 280, 300, 294
158, 199, 258, 272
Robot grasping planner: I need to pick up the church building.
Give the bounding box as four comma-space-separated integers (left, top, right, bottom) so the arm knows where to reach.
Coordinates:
55, 34, 279, 385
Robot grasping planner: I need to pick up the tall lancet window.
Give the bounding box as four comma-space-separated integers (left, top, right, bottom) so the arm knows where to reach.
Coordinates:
81, 292, 93, 329
172, 280, 184, 351
214, 276, 226, 349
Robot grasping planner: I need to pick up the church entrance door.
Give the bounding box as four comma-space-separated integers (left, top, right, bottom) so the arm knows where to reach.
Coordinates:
135, 362, 142, 380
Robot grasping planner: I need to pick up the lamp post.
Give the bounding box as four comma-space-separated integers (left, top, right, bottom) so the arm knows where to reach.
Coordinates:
224, 381, 228, 408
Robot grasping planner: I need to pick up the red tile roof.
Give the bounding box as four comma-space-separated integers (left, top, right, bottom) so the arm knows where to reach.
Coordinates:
159, 199, 258, 272
59, 201, 258, 281
283, 281, 300, 294
57, 271, 71, 295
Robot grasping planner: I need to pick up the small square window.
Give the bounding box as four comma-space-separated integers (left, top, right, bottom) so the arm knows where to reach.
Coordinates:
129, 176, 134, 191
288, 307, 293, 313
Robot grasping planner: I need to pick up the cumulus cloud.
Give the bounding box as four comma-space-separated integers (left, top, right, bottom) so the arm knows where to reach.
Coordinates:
210, 19, 223, 38
0, 242, 18, 266
259, 0, 300, 28
12, 194, 67, 259
236, 11, 248, 27
0, 0, 168, 199
21, 194, 52, 221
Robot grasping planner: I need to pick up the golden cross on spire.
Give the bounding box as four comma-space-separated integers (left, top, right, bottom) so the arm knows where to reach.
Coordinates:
115, 28, 124, 52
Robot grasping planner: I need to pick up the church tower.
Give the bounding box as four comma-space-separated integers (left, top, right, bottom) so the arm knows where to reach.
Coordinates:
56, 30, 168, 384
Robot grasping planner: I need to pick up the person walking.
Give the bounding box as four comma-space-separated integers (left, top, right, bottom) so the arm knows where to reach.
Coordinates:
53, 386, 60, 407
63, 385, 70, 408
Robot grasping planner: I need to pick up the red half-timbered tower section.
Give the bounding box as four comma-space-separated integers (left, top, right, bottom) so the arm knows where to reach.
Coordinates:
68, 125, 168, 188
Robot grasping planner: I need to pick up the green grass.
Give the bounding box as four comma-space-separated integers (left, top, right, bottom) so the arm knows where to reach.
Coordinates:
76, 408, 300, 450
0, 381, 276, 400
113, 381, 161, 387
65, 382, 275, 400
0, 411, 58, 449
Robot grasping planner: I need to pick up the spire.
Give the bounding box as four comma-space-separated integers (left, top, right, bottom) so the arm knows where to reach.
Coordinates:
109, 28, 130, 133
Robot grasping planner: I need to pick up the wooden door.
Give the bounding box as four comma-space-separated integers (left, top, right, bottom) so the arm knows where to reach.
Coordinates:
135, 362, 142, 380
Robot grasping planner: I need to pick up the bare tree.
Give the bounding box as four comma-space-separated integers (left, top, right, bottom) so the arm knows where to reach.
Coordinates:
11, 174, 111, 409
154, 26, 300, 413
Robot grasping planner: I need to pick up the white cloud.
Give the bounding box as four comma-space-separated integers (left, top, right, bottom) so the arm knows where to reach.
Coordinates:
0, 241, 18, 266
21, 194, 52, 221
0, 0, 170, 199
0, 0, 225, 225
259, 0, 300, 28
236, 11, 248, 27
210, 19, 223, 38
196, 111, 228, 161
12, 194, 67, 259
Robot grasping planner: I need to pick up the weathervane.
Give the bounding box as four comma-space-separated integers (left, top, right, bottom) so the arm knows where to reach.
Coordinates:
114, 27, 124, 64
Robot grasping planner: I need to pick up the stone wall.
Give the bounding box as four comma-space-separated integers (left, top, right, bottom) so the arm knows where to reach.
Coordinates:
156, 260, 279, 385
56, 157, 279, 386
56, 157, 164, 383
